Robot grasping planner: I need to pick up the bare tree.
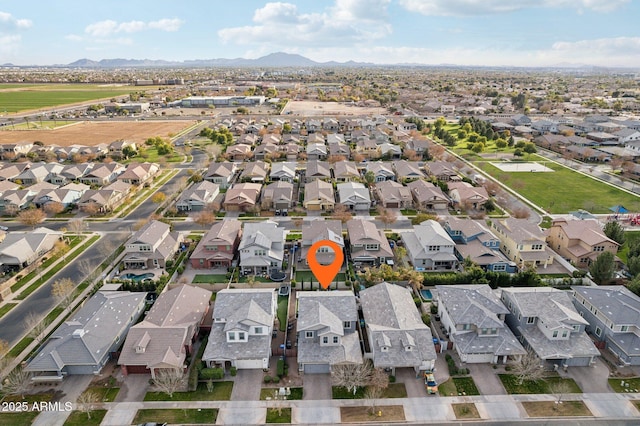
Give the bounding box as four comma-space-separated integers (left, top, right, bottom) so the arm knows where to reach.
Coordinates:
77, 390, 101, 419
194, 211, 216, 229
68, 219, 85, 234
0, 339, 10, 371
17, 208, 46, 228
364, 385, 384, 414
81, 202, 101, 216
132, 219, 149, 231
77, 259, 97, 281
25, 312, 49, 345
43, 202, 65, 216
153, 368, 186, 398
52, 278, 75, 310
331, 362, 373, 395
512, 207, 531, 219
332, 203, 353, 224
511, 350, 544, 385
2, 366, 32, 398
376, 206, 397, 229
549, 380, 573, 405
97, 238, 116, 263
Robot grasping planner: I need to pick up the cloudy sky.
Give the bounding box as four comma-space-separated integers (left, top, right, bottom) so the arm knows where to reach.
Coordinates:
1, 0, 639, 67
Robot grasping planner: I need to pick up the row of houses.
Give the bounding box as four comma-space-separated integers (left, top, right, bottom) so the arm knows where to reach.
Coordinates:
0, 139, 138, 161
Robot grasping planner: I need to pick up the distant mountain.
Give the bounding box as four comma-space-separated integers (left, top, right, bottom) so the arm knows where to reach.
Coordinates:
65, 52, 374, 68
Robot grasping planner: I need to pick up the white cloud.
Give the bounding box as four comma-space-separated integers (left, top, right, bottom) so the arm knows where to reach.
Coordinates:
218, 0, 392, 47
0, 34, 21, 55
64, 34, 83, 42
398, 0, 630, 16
0, 11, 32, 29
84, 18, 184, 37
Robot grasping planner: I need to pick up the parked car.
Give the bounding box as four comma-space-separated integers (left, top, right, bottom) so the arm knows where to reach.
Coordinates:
424, 372, 438, 394
0, 226, 8, 231
286, 340, 292, 349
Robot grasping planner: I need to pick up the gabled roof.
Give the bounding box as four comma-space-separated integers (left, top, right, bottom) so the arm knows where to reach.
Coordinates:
205, 161, 235, 178
437, 285, 507, 328
549, 218, 618, 247
337, 182, 370, 203
572, 286, 640, 326
126, 220, 171, 247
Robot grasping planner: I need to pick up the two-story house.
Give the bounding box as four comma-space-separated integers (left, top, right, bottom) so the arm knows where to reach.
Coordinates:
346, 219, 393, 266
239, 221, 285, 275
223, 183, 262, 212
375, 180, 412, 209
296, 291, 362, 374
402, 220, 458, 271
500, 287, 600, 368
261, 181, 295, 211
121, 220, 183, 270
406, 179, 449, 211
337, 182, 371, 211
300, 220, 344, 267
436, 285, 526, 364
204, 162, 237, 189
203, 289, 276, 371
546, 218, 619, 268
572, 286, 640, 366
360, 282, 437, 375
444, 218, 517, 273
190, 219, 242, 269
491, 217, 554, 270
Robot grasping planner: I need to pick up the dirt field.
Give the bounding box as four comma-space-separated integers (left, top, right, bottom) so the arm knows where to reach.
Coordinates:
282, 100, 387, 117
0, 120, 196, 146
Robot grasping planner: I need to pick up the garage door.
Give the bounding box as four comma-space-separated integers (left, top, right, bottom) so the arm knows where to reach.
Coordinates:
304, 363, 330, 374
235, 359, 266, 369
461, 353, 493, 364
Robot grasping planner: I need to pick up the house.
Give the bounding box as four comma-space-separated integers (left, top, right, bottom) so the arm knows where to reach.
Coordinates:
616, 128, 640, 144
176, 181, 220, 212
203, 289, 276, 371
14, 163, 63, 185
77, 188, 127, 213
253, 143, 279, 161
572, 286, 640, 366
0, 162, 31, 181
80, 163, 126, 186
305, 160, 332, 183
406, 139, 431, 156
346, 219, 393, 266
448, 182, 489, 210
360, 282, 437, 375
26, 291, 146, 380
333, 161, 360, 182
297, 292, 362, 374
328, 142, 350, 158
240, 161, 269, 183
118, 285, 212, 377
306, 143, 327, 161
545, 218, 619, 268
0, 227, 62, 272
225, 144, 252, 161
223, 183, 262, 212
0, 189, 36, 213
402, 220, 458, 271
444, 217, 517, 273
49, 163, 94, 185
354, 139, 381, 159
380, 143, 402, 159
33, 184, 88, 209
366, 161, 395, 182
393, 160, 425, 182
121, 220, 183, 270
239, 221, 285, 275
190, 219, 242, 269
1, 142, 33, 159
337, 182, 371, 211
500, 287, 599, 368
375, 181, 412, 209
426, 161, 459, 182
304, 180, 335, 211
204, 162, 236, 189
406, 179, 449, 211
301, 220, 344, 267
108, 140, 136, 157
491, 218, 554, 270
270, 162, 297, 183
261, 181, 295, 210
436, 285, 526, 364
117, 162, 159, 186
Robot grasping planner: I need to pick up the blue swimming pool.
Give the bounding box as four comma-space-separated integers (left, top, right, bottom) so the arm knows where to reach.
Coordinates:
420, 289, 433, 301
121, 272, 154, 282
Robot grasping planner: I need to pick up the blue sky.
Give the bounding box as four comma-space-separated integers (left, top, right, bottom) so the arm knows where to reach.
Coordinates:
1, 0, 639, 67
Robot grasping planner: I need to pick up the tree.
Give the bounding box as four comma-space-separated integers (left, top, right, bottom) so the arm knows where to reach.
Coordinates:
331, 362, 373, 394
549, 380, 573, 406
153, 368, 186, 398
17, 208, 46, 228
52, 277, 75, 310
2, 366, 32, 398
43, 201, 64, 216
394, 246, 407, 267
364, 171, 375, 185
589, 251, 615, 285
603, 221, 625, 245
82, 202, 101, 216
77, 390, 101, 419
78, 259, 97, 281
511, 350, 544, 385
377, 206, 397, 229
0, 339, 10, 371
483, 199, 496, 213
132, 218, 149, 231
68, 219, 85, 234
246, 275, 257, 288
193, 211, 216, 229
364, 385, 384, 414
332, 203, 353, 224
411, 212, 438, 225
627, 275, 640, 297
25, 312, 49, 345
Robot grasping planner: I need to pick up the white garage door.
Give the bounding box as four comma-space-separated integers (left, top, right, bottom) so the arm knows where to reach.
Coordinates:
304, 363, 331, 374
462, 353, 494, 363
235, 359, 265, 369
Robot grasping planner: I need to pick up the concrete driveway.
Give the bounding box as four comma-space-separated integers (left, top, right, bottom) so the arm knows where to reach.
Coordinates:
466, 363, 507, 395
231, 369, 263, 401
565, 357, 612, 393
114, 374, 150, 402
303, 373, 331, 400
396, 367, 426, 397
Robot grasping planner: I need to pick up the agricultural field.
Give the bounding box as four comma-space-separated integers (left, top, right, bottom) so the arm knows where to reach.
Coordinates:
0, 120, 196, 146
0, 84, 138, 113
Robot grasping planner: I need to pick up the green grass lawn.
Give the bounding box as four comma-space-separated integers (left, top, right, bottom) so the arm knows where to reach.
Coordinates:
125, 146, 183, 163
438, 377, 480, 396
0, 411, 40, 426
332, 386, 366, 399
63, 410, 107, 426
81, 386, 120, 402
239, 275, 273, 283
618, 231, 640, 263
260, 387, 303, 400
266, 408, 292, 423
0, 302, 17, 319
384, 383, 408, 398
144, 381, 233, 401
133, 408, 218, 424
192, 274, 228, 283
608, 377, 640, 392
277, 296, 289, 332
296, 270, 346, 283
476, 160, 640, 214
499, 375, 582, 394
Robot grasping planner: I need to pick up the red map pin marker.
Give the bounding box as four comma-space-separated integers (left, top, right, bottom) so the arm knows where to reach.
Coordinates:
307, 239, 344, 290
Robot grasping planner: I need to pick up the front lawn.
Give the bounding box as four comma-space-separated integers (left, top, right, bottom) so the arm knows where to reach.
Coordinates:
522, 401, 592, 417
383, 383, 408, 398
499, 375, 581, 394
340, 405, 405, 423
144, 381, 233, 401
260, 387, 303, 400
192, 274, 228, 284
333, 386, 365, 399
608, 377, 640, 393
81, 386, 120, 402
266, 408, 292, 424
452, 403, 480, 420
133, 408, 218, 424
63, 410, 107, 426
438, 377, 480, 396
277, 296, 289, 332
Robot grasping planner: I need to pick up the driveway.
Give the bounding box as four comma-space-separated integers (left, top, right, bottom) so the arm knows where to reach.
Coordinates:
466, 363, 507, 395
114, 374, 151, 402
396, 367, 426, 397
231, 369, 263, 401
565, 357, 611, 393
302, 373, 331, 400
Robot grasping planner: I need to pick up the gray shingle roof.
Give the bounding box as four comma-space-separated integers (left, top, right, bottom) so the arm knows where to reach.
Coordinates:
572, 286, 640, 326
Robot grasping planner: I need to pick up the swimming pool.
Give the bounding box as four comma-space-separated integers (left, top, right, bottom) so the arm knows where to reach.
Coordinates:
121, 272, 154, 282
420, 289, 433, 301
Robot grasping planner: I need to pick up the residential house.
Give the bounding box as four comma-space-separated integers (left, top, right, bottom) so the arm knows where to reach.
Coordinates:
354, 139, 381, 160
443, 217, 517, 273
323, 118, 340, 132
203, 289, 276, 371
304, 180, 335, 211
49, 163, 94, 185
26, 291, 146, 380
406, 179, 449, 211
80, 163, 125, 186
0, 227, 62, 272
77, 188, 127, 213
426, 161, 459, 182
119, 285, 212, 377
121, 220, 183, 270
380, 143, 402, 159
225, 144, 252, 161
117, 162, 159, 186
301, 220, 344, 267
616, 128, 640, 144
360, 282, 437, 374
337, 182, 371, 211
223, 183, 262, 212
546, 218, 619, 268
436, 285, 526, 364
328, 142, 350, 158
33, 183, 88, 209
108, 140, 136, 158
365, 162, 395, 182
270, 162, 297, 183
346, 219, 393, 266
14, 162, 63, 185
261, 181, 295, 210
306, 143, 327, 161
572, 286, 640, 366
333, 161, 360, 182
491, 218, 554, 269
240, 161, 269, 183
175, 181, 220, 212
406, 139, 431, 156
1, 142, 33, 159
297, 292, 362, 374
204, 162, 236, 189
500, 287, 599, 368
0, 163, 31, 181
448, 182, 489, 210
375, 181, 412, 209
190, 219, 242, 269
305, 160, 332, 183
402, 220, 458, 271
393, 160, 425, 182
253, 143, 279, 161
0, 189, 35, 213
239, 221, 285, 275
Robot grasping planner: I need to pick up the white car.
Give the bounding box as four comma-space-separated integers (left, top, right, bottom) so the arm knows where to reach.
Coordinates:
0, 226, 8, 231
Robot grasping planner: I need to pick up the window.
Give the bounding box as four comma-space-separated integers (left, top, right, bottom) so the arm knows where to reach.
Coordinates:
333, 336, 339, 344
527, 317, 535, 324
532, 244, 543, 250
621, 325, 629, 332
238, 332, 246, 340
493, 264, 506, 272
595, 326, 602, 337
323, 336, 328, 344
254, 327, 263, 335
593, 246, 604, 252
428, 245, 440, 251
343, 321, 350, 328
228, 332, 236, 341
462, 324, 471, 330
365, 244, 379, 251
305, 331, 313, 338
552, 331, 558, 338
255, 249, 266, 256
573, 325, 580, 331
562, 331, 568, 338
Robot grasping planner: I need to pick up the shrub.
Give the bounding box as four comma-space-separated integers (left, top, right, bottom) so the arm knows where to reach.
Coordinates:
389, 375, 396, 383
200, 367, 224, 380
264, 375, 271, 383
272, 375, 280, 383
230, 367, 237, 377
421, 313, 431, 326
430, 304, 438, 315
188, 364, 199, 390
277, 358, 287, 377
